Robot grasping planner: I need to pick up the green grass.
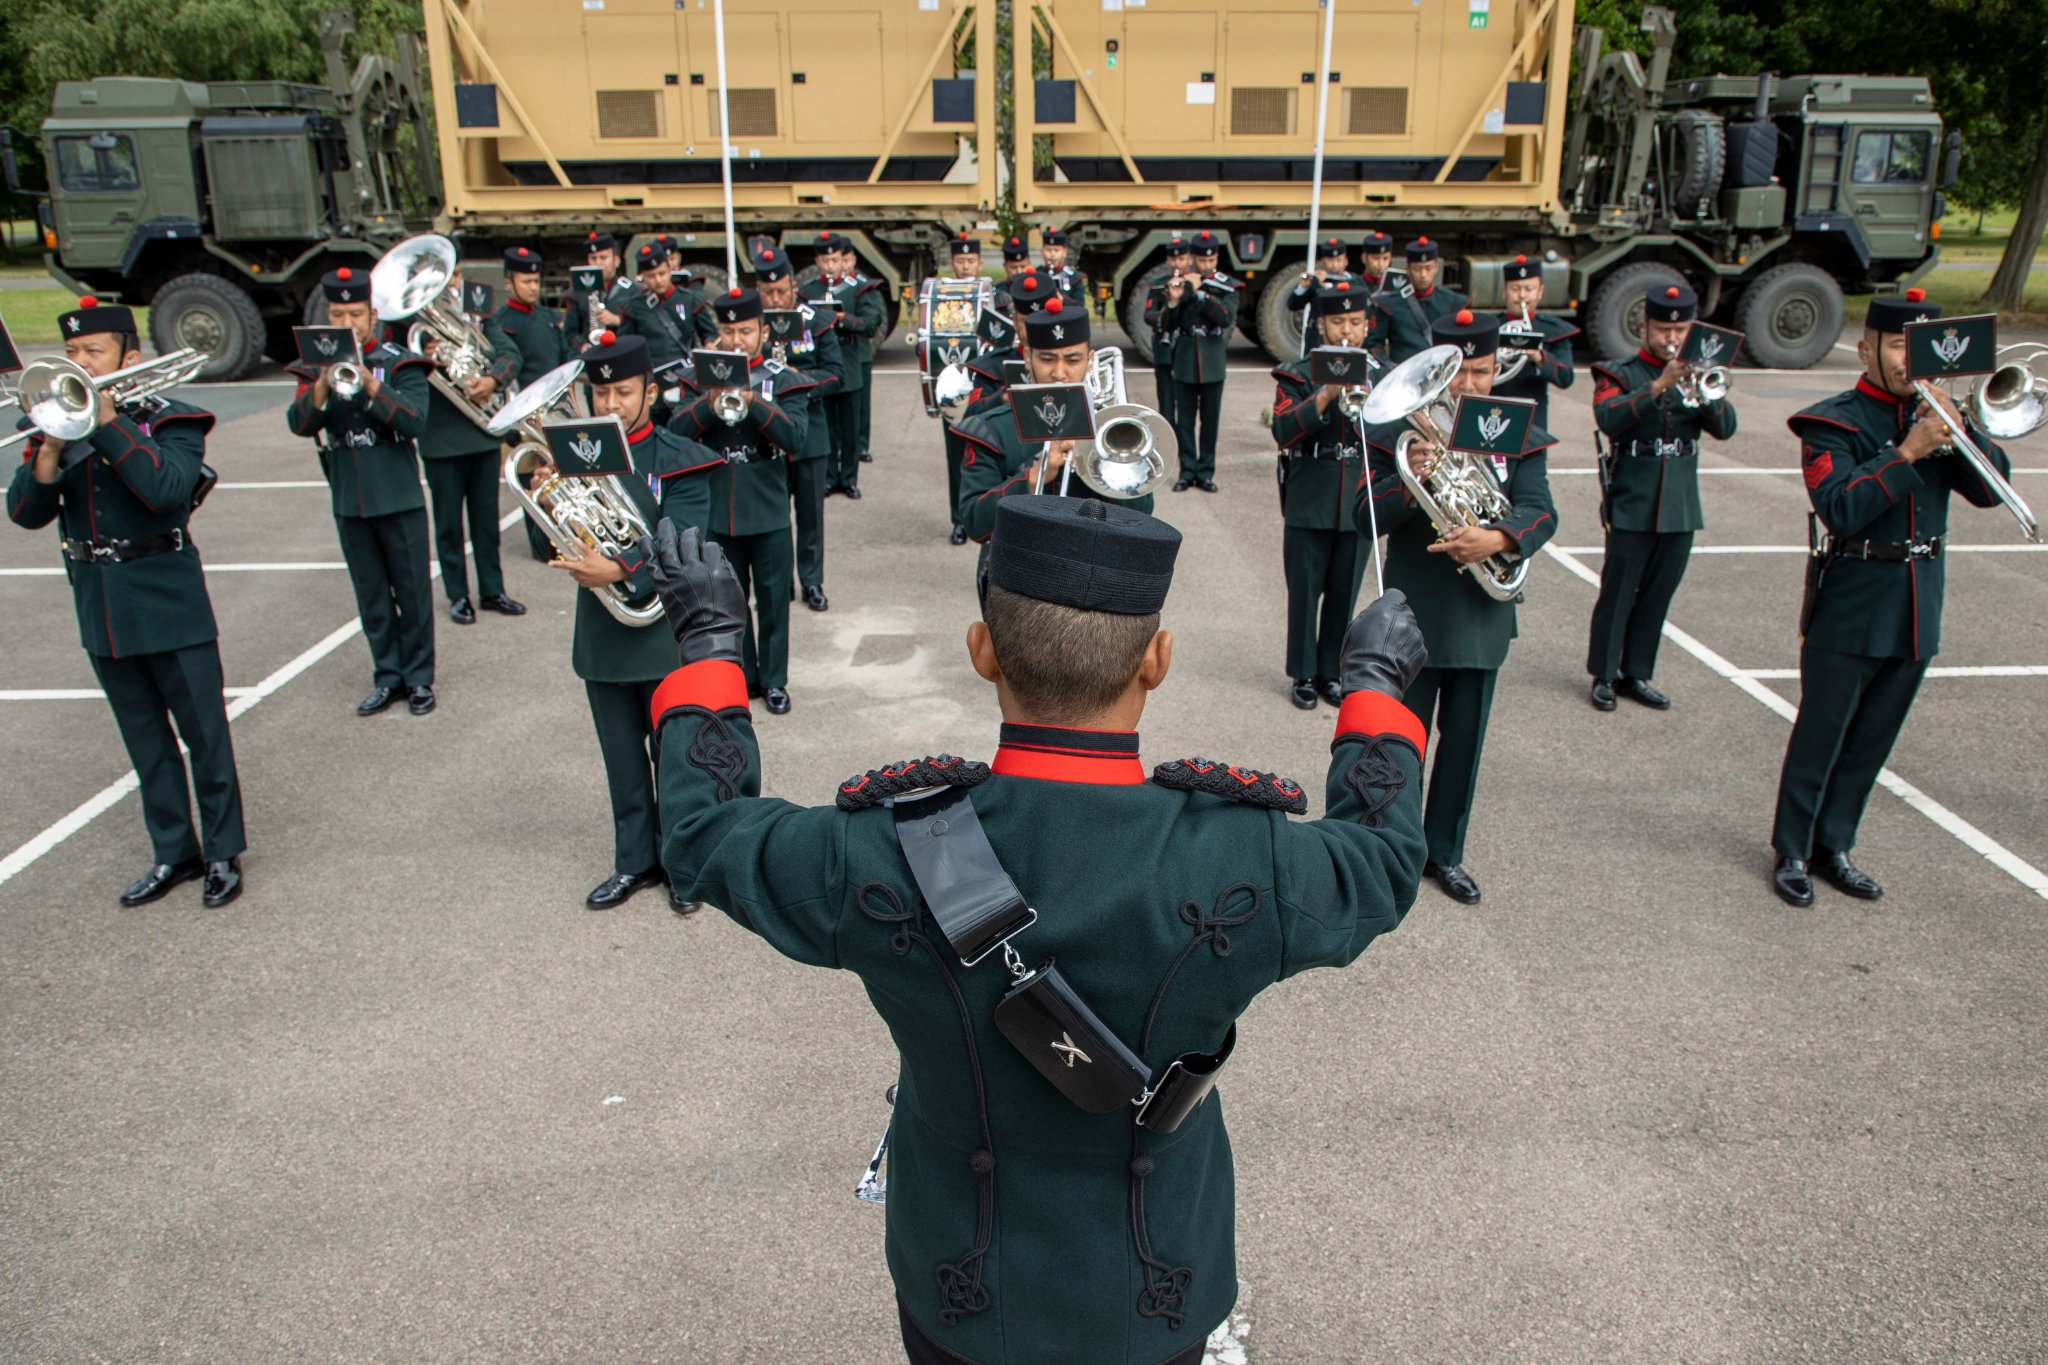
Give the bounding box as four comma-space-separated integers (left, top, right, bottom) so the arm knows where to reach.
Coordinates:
0, 287, 149, 345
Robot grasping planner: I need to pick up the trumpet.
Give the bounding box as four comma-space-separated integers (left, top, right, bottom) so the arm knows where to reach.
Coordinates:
585, 279, 612, 346
1360, 344, 1530, 601
371, 233, 512, 427
711, 389, 749, 426
1495, 305, 1539, 384
1912, 373, 2041, 543
0, 348, 210, 450
330, 359, 366, 401
1030, 348, 1176, 498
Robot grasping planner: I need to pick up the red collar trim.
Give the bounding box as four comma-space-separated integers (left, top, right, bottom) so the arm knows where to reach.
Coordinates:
992, 724, 1144, 785
656, 286, 676, 302
626, 421, 655, 445
1856, 376, 1901, 406
1415, 285, 1434, 299
748, 354, 765, 369
1636, 347, 1665, 366
507, 298, 533, 314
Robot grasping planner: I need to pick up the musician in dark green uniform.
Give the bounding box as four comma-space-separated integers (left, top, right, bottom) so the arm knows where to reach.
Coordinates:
667, 286, 815, 713
1167, 229, 1238, 493
642, 489, 1428, 1365
1493, 254, 1577, 430
955, 296, 1156, 539
614, 242, 697, 374
805, 232, 884, 498
992, 235, 1034, 314
938, 235, 984, 546
1374, 237, 1465, 365
1354, 309, 1557, 905
487, 246, 575, 562
537, 332, 722, 911
1355, 230, 1397, 357
1143, 234, 1189, 437
754, 244, 844, 613
1769, 290, 2014, 907
1283, 236, 1351, 347
7, 297, 247, 907
1039, 228, 1089, 312
1271, 276, 1373, 710
1585, 283, 1735, 711
656, 235, 720, 344
562, 231, 633, 354
286, 266, 438, 717
412, 257, 526, 625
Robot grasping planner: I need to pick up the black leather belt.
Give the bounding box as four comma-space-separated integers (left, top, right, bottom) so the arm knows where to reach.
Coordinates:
61, 529, 184, 564
1831, 535, 1944, 562
1615, 440, 1699, 460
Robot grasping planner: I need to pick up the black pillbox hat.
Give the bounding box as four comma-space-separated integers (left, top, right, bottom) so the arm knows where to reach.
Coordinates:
1645, 282, 1699, 322
1007, 270, 1061, 317
321, 266, 368, 304
1405, 236, 1439, 263
57, 295, 138, 337
1316, 236, 1347, 260
1043, 228, 1069, 247
988, 496, 1181, 615
751, 245, 792, 283
584, 332, 652, 383
1431, 307, 1499, 357
635, 243, 666, 271
1001, 234, 1031, 262
585, 231, 619, 254
1866, 287, 1939, 333
715, 287, 764, 324
949, 236, 980, 256
503, 246, 542, 275
1502, 254, 1540, 283
1312, 275, 1366, 317
1021, 296, 1089, 347
813, 231, 849, 256
1359, 230, 1393, 253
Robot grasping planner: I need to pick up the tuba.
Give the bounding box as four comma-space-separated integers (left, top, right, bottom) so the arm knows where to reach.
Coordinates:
371, 234, 512, 427
1031, 348, 1177, 498
489, 361, 665, 626
1360, 344, 1530, 601
0, 348, 210, 450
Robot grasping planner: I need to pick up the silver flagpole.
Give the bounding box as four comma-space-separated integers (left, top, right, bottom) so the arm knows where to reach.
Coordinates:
1299, 0, 1337, 357
713, 0, 738, 280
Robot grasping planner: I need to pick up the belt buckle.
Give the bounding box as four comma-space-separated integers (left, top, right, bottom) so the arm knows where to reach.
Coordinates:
1910, 540, 1935, 560
169, 528, 184, 552
92, 543, 120, 564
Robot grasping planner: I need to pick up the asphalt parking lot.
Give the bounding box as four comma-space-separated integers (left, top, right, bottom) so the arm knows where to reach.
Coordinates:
2, 323, 2044, 1363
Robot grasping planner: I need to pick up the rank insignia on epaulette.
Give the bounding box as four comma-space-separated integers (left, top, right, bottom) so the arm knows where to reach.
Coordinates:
1151, 758, 1309, 814
837, 755, 993, 810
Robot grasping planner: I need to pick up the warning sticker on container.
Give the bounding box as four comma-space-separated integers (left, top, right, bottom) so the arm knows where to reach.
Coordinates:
1186, 82, 1215, 105
1468, 0, 1489, 24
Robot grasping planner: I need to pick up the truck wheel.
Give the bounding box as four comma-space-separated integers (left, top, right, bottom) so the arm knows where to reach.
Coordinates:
1255, 273, 1309, 364
151, 273, 264, 381
1670, 112, 1728, 218
1735, 263, 1844, 370
1118, 263, 1174, 366
1584, 261, 1689, 362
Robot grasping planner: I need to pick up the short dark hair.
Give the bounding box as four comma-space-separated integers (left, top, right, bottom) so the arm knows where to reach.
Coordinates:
115, 332, 141, 357
981, 584, 1157, 724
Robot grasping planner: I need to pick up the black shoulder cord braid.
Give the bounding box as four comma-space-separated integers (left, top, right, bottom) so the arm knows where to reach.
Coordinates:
856, 882, 998, 1324
1127, 882, 1264, 1329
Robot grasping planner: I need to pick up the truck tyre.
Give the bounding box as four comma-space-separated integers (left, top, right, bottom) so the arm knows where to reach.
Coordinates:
1670, 112, 1727, 218
1118, 263, 1175, 366
151, 273, 264, 381
1735, 263, 1844, 370
1255, 272, 1310, 364
1585, 260, 1689, 362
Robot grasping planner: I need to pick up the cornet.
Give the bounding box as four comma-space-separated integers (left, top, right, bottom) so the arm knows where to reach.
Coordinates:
1972, 342, 2048, 441
1495, 305, 1539, 384
330, 359, 366, 401
0, 348, 210, 450
1030, 348, 1176, 498
711, 389, 749, 426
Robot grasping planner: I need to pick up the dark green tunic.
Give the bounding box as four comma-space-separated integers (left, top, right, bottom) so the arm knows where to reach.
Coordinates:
953, 406, 1156, 540
803, 275, 885, 385
1590, 349, 1736, 533
1373, 282, 1466, 365
614, 284, 702, 370
1491, 312, 1578, 431
1166, 274, 1237, 387
486, 298, 575, 387
285, 345, 434, 519
562, 274, 638, 353
650, 663, 1426, 1364
1271, 360, 1370, 680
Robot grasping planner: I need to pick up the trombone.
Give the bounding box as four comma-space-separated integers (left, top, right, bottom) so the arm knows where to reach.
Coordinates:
1913, 357, 2042, 543
0, 348, 210, 451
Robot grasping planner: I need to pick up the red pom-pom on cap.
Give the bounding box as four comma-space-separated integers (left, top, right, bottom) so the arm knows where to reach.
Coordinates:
1906, 287, 1926, 303
1046, 297, 1064, 313
728, 287, 742, 298
80, 295, 99, 308
1417, 236, 1431, 245
1514, 254, 1527, 264
817, 232, 830, 242
1666, 286, 1681, 298
1455, 308, 1474, 325
587, 231, 598, 241
1023, 275, 1038, 288
599, 330, 617, 346
1337, 282, 1350, 291
337, 268, 353, 281
515, 248, 530, 258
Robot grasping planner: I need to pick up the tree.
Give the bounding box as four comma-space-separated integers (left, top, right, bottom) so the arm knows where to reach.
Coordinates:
1983, 118, 2048, 311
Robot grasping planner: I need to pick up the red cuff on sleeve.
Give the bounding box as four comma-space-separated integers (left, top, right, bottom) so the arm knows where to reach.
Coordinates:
1336, 690, 1428, 754
650, 658, 750, 727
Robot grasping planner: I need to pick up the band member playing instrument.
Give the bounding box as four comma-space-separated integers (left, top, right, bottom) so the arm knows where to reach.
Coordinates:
1585, 283, 1734, 712
1493, 255, 1578, 430
954, 270, 1061, 439
993, 235, 1034, 313
1142, 235, 1189, 438
488, 246, 576, 562
753, 244, 844, 613
613, 242, 698, 378
666, 287, 816, 714
804, 232, 884, 498
286, 266, 438, 718
939, 235, 985, 546
955, 295, 1155, 539
1039, 228, 1089, 311
1374, 237, 1466, 365
538, 332, 721, 912
655, 234, 720, 344
1285, 236, 1352, 338
642, 493, 1428, 1365
7, 297, 247, 907
1167, 230, 1237, 493
1768, 290, 2014, 907
562, 231, 632, 352
411, 256, 526, 626
1354, 309, 1557, 904
1271, 277, 1373, 710
1355, 230, 1397, 354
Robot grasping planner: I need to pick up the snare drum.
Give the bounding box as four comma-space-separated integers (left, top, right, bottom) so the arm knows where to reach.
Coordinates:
916, 276, 992, 417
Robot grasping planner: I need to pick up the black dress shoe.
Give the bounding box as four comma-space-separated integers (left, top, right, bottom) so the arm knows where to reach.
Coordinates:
844, 486, 862, 500
1619, 677, 1672, 710
202, 859, 243, 908
804, 585, 829, 612
357, 687, 399, 716
1316, 678, 1345, 708
1198, 479, 1218, 493
448, 597, 477, 625
120, 857, 204, 907
949, 525, 968, 546
587, 869, 662, 910
763, 687, 792, 715
1772, 855, 1815, 907
859, 452, 873, 463
669, 882, 700, 916
407, 685, 436, 716
1425, 862, 1482, 904
1816, 848, 1883, 900
1290, 679, 1318, 711
479, 593, 527, 616
1589, 678, 1617, 712
1172, 479, 1192, 492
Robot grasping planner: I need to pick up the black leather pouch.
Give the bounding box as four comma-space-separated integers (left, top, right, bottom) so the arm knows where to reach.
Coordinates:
994, 960, 1150, 1114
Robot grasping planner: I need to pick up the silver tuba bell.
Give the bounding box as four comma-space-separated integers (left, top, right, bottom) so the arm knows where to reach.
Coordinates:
1360, 344, 1531, 602
1031, 347, 1177, 498
371, 233, 513, 427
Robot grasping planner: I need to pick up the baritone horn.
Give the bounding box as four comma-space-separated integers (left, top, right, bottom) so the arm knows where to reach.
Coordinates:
0, 348, 210, 450
371, 233, 512, 427
1360, 344, 1530, 601
489, 360, 666, 626
1031, 348, 1176, 498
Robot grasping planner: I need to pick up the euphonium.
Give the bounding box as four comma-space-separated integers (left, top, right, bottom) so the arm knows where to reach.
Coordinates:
1359, 344, 1530, 601
1031, 347, 1176, 498
488, 361, 666, 626
0, 348, 210, 450
371, 233, 512, 427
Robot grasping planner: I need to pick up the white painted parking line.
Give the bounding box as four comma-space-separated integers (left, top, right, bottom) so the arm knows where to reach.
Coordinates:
215, 480, 331, 490
0, 687, 263, 701
1734, 666, 2048, 680
0, 562, 350, 577
1543, 543, 2048, 900
1554, 544, 2047, 556
0, 509, 522, 891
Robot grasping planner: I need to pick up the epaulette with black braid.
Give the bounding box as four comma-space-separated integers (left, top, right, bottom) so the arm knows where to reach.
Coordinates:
1151, 758, 1309, 814
836, 755, 992, 810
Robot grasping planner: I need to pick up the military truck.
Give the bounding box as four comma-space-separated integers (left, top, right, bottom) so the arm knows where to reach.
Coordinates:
24, 1, 1948, 372
7, 13, 437, 379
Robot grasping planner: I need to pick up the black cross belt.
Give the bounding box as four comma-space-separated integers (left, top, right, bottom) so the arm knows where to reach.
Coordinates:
61, 529, 184, 564
1830, 535, 1944, 562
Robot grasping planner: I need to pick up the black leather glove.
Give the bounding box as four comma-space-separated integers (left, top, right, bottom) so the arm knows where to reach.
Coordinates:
647, 518, 746, 667
1339, 588, 1428, 700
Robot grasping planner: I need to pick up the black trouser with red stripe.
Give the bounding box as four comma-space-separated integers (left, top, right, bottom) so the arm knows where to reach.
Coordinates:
1586, 529, 1693, 682
1172, 379, 1225, 481
1771, 646, 1927, 859
1401, 665, 1497, 869
89, 641, 246, 864
1282, 524, 1368, 681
